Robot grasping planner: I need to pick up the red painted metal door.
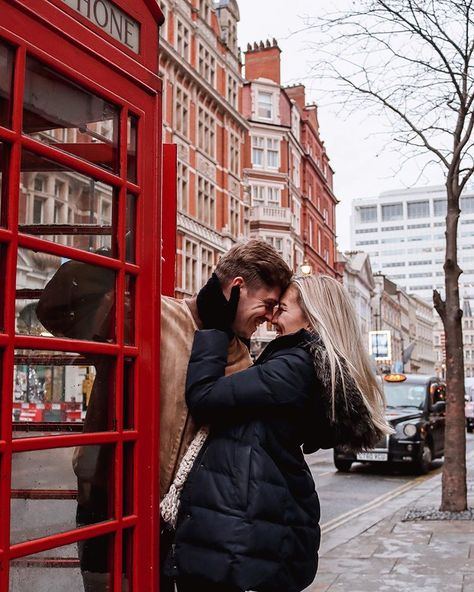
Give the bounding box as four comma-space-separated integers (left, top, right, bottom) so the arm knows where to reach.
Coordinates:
0, 1, 164, 590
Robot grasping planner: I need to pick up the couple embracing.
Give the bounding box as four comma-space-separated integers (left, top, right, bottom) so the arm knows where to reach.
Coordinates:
160, 240, 392, 592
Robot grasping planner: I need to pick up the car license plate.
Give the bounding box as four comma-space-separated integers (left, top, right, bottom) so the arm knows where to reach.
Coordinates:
356, 452, 388, 461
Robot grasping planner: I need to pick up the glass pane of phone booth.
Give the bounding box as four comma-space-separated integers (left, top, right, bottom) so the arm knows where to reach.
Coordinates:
23, 57, 119, 173
1, 39, 142, 591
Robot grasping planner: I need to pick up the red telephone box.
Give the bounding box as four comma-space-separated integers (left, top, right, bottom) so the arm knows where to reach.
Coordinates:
0, 1, 168, 589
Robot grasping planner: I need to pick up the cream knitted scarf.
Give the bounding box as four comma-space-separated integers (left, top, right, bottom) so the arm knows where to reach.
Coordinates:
160, 426, 209, 528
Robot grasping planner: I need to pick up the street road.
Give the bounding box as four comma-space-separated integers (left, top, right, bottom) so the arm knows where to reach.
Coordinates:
307, 432, 474, 529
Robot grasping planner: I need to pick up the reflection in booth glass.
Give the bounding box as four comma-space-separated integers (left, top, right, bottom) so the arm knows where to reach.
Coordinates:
19, 151, 118, 255
23, 56, 119, 173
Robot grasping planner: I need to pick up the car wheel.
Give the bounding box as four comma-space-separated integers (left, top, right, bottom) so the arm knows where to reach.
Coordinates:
414, 443, 432, 475
334, 459, 352, 472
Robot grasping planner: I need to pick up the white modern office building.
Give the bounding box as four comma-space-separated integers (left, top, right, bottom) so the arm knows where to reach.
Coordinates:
351, 184, 474, 303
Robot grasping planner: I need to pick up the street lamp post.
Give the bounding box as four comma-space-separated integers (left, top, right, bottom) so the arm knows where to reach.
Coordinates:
300, 259, 312, 275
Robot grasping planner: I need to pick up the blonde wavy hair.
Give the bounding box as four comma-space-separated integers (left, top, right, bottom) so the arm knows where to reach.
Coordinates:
291, 275, 393, 438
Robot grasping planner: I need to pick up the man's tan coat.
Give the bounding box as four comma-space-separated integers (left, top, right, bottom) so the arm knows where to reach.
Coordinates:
160, 296, 251, 498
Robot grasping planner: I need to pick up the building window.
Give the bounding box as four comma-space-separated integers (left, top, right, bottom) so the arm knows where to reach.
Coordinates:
198, 44, 216, 86
407, 223, 430, 229
34, 176, 45, 193
175, 84, 189, 137
33, 197, 44, 224
184, 240, 198, 294
197, 175, 215, 227
251, 135, 279, 169
251, 184, 281, 207
199, 0, 211, 22
201, 246, 214, 287
264, 235, 283, 253
359, 206, 377, 223
433, 198, 447, 216
257, 91, 273, 119
176, 19, 190, 60
229, 132, 240, 176
54, 180, 64, 198
462, 196, 474, 214
53, 201, 64, 224
381, 225, 404, 231
307, 218, 314, 247
227, 75, 238, 109
292, 199, 301, 231
356, 239, 379, 246
292, 152, 300, 187
381, 203, 403, 221
267, 138, 279, 168
197, 106, 216, 158
230, 195, 240, 237
291, 108, 300, 140
251, 136, 264, 166
407, 200, 429, 219
355, 227, 378, 234
177, 162, 189, 211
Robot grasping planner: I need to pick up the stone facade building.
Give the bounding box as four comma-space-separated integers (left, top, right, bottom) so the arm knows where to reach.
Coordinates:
336, 251, 375, 348
372, 273, 435, 374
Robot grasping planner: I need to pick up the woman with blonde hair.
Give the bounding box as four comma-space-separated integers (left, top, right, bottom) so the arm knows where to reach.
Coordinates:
166, 274, 392, 592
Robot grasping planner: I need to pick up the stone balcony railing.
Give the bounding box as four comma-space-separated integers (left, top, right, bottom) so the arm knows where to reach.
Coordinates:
250, 205, 292, 226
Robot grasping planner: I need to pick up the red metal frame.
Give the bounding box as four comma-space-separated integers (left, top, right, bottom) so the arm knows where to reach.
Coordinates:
162, 144, 178, 297
0, 1, 164, 589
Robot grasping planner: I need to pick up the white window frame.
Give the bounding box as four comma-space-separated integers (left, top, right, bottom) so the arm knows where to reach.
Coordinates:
197, 105, 216, 158
176, 18, 190, 61
251, 135, 280, 169
183, 239, 199, 294
198, 43, 216, 86
250, 183, 282, 207
257, 90, 274, 120
227, 74, 238, 109
229, 131, 240, 177
174, 83, 190, 138
197, 174, 216, 227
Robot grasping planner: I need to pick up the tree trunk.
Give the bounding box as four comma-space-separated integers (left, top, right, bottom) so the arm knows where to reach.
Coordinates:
439, 180, 467, 512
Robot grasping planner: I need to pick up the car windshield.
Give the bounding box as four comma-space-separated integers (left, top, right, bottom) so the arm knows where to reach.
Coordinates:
383, 382, 426, 409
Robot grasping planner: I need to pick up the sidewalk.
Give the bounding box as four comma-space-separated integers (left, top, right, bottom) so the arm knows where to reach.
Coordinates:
309, 453, 474, 592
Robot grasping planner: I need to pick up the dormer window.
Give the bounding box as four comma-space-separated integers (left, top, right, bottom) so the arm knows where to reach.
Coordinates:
257, 91, 273, 119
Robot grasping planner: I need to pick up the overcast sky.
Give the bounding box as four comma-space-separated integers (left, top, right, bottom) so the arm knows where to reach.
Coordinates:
236, 0, 446, 250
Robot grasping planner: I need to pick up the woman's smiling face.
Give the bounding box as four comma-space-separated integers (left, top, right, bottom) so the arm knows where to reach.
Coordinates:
271, 286, 309, 336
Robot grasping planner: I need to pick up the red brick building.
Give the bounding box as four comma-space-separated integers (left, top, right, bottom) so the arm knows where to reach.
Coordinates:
242, 40, 338, 351
158, 0, 249, 297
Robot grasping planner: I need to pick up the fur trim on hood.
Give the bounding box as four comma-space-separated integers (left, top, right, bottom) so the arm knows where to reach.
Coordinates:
302, 338, 385, 455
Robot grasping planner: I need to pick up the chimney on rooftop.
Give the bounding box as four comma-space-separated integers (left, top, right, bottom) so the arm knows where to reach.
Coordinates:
244, 38, 281, 84
285, 84, 306, 111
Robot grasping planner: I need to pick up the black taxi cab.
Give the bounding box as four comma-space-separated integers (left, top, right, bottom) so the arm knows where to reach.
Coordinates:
334, 373, 446, 474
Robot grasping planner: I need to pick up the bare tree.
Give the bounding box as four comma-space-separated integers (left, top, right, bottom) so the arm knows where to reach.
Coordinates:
303, 0, 474, 511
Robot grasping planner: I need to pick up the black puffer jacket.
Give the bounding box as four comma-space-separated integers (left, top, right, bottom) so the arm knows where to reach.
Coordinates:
168, 329, 320, 592
169, 329, 382, 592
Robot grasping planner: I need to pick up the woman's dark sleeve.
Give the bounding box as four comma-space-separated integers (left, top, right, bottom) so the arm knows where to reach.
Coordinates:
185, 329, 314, 423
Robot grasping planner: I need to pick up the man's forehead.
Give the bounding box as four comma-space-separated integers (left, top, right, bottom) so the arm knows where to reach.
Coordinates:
258, 287, 281, 305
